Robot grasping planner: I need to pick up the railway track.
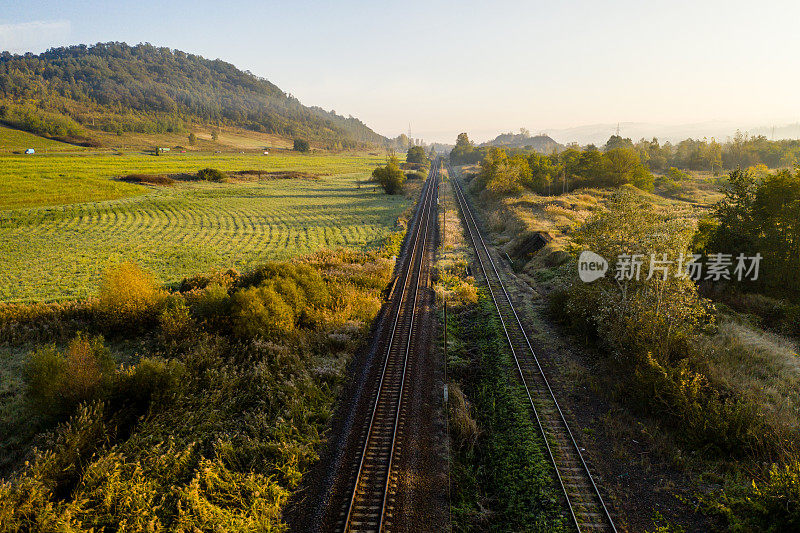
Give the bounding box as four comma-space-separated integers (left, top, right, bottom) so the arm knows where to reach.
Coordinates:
338, 160, 440, 532
450, 170, 617, 533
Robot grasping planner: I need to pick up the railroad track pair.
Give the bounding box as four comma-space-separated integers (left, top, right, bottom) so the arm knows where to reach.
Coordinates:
339, 161, 441, 532
450, 172, 617, 533
337, 160, 614, 532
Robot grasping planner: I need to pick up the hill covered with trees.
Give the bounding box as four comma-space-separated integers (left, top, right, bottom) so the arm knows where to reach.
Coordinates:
481, 129, 563, 153
0, 42, 386, 149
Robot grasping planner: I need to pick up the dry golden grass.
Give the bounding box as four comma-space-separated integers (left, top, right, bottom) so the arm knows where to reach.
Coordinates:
652, 169, 725, 207
698, 319, 800, 432
448, 382, 480, 449
194, 129, 292, 150
91, 124, 293, 152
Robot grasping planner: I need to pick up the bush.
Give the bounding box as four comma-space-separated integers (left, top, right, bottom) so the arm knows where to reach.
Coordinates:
372, 156, 406, 194
23, 345, 66, 416
158, 295, 194, 341
112, 357, 185, 414
119, 173, 175, 186
293, 138, 310, 152
666, 167, 690, 181
24, 334, 114, 419
190, 282, 232, 330
0, 253, 394, 531
625, 353, 756, 453
239, 262, 330, 309
97, 263, 164, 330
179, 268, 240, 292
196, 168, 227, 181
716, 460, 800, 531
231, 286, 295, 339
405, 170, 426, 180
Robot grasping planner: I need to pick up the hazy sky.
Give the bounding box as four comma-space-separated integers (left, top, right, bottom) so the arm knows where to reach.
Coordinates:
2, 0, 799, 143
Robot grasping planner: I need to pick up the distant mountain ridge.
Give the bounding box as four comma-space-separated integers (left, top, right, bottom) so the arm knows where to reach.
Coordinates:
543, 121, 800, 146
481, 131, 563, 153
0, 42, 386, 148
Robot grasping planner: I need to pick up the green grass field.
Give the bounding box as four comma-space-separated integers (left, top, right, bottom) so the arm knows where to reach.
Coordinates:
0, 151, 387, 210
0, 152, 407, 301
0, 125, 85, 154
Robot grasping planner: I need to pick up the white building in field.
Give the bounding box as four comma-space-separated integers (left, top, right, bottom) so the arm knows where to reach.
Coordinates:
25, 148, 35, 154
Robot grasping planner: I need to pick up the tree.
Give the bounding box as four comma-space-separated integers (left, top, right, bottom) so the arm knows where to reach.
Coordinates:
570, 191, 707, 366
753, 170, 800, 292
604, 148, 653, 190
526, 152, 555, 193
393, 133, 412, 151
709, 167, 758, 255
450, 133, 479, 165
211, 130, 219, 141
293, 138, 310, 152
372, 155, 406, 194
704, 167, 800, 296
188, 132, 197, 145
604, 134, 634, 151
479, 148, 526, 196
406, 145, 428, 164
708, 139, 722, 175
574, 149, 605, 187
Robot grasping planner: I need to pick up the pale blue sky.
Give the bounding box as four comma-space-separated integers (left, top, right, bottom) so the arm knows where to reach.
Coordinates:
1, 0, 799, 143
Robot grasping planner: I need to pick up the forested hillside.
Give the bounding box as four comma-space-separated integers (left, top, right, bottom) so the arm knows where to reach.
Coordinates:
0, 42, 386, 148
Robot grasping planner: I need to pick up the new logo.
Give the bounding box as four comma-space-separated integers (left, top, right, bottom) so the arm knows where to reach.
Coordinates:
578, 251, 608, 283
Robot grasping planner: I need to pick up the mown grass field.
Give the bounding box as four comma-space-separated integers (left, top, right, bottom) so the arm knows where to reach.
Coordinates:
0, 152, 408, 301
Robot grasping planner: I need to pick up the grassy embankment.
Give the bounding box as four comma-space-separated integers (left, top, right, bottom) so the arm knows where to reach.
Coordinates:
0, 152, 409, 301
457, 162, 718, 290
435, 170, 565, 531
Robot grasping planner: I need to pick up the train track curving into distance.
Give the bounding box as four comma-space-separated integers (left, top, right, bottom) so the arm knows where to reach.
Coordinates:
450, 168, 617, 533
338, 159, 440, 532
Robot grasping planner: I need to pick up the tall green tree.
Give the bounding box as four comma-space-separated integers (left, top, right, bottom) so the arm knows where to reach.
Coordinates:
604, 148, 653, 189
479, 148, 527, 195
450, 133, 484, 164
704, 167, 800, 295
406, 145, 429, 165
